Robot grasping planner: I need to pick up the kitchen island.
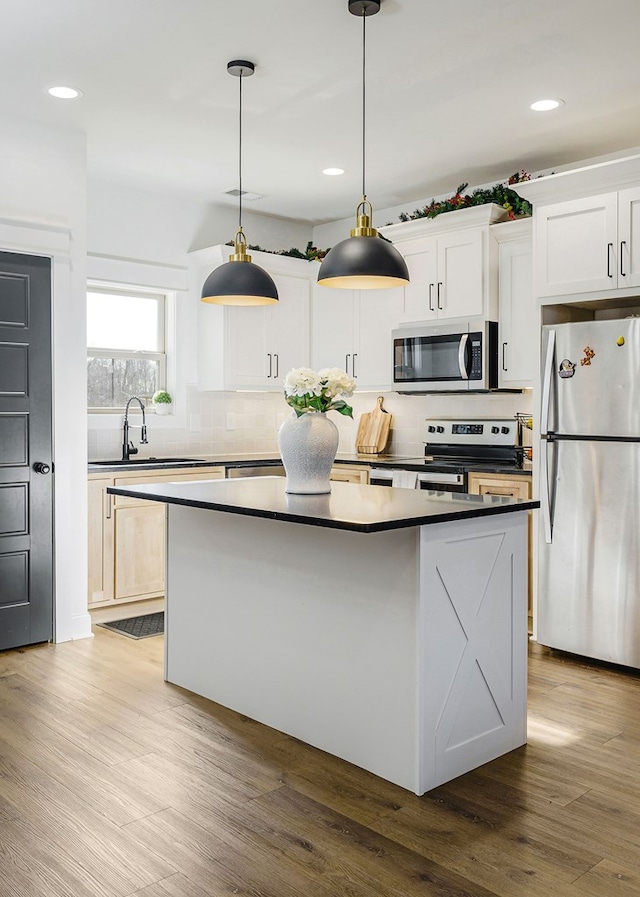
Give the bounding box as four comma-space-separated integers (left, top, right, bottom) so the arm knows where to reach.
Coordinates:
107, 477, 538, 795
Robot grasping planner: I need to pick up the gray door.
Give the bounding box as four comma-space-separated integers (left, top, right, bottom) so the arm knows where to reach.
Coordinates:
0, 251, 53, 649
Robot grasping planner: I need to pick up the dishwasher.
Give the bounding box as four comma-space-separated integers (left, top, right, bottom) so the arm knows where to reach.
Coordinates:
226, 465, 285, 478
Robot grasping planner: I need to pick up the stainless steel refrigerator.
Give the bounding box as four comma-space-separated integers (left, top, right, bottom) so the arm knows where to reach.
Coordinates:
538, 316, 640, 667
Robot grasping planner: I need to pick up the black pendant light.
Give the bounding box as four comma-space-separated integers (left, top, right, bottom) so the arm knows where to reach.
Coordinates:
317, 0, 409, 290
201, 60, 278, 306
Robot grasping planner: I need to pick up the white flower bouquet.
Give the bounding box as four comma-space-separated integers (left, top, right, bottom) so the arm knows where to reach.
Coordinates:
283, 367, 356, 418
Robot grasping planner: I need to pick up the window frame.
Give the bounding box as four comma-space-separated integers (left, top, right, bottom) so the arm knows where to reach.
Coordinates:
87, 281, 169, 413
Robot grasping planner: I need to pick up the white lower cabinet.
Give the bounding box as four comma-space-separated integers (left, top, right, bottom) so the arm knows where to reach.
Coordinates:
493, 219, 536, 388
88, 467, 225, 612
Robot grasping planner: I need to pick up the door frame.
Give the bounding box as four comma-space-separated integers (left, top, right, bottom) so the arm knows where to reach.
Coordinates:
0, 218, 92, 644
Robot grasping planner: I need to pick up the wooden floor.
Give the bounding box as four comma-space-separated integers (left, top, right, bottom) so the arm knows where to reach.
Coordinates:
1, 630, 639, 897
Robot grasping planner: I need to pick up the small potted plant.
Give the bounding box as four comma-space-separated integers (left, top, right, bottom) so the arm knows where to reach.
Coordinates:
152, 389, 173, 415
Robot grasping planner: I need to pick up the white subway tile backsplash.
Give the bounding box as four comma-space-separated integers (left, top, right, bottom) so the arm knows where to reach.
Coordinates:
88, 388, 533, 461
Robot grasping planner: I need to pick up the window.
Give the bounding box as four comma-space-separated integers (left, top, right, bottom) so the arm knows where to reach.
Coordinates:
87, 284, 167, 410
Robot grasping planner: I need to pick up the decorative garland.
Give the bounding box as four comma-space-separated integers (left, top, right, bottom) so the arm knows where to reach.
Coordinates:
396, 171, 532, 223
225, 239, 329, 262
226, 171, 533, 260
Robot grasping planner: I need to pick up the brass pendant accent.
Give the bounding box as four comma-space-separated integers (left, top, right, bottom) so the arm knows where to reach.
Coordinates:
228, 228, 252, 263
349, 197, 378, 238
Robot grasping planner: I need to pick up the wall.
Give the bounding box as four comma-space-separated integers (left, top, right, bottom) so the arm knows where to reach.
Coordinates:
86, 178, 315, 458
88, 178, 313, 263
0, 113, 90, 643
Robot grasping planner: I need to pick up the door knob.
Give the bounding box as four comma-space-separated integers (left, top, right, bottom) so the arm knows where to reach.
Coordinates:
33, 462, 51, 475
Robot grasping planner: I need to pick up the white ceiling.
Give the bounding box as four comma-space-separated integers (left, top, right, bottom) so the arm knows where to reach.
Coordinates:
3, 0, 640, 225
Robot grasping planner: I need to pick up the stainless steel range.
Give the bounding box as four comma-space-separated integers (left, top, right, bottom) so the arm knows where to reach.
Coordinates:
369, 418, 522, 492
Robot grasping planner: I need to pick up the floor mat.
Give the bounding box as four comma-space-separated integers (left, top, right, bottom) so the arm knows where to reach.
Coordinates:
97, 612, 164, 639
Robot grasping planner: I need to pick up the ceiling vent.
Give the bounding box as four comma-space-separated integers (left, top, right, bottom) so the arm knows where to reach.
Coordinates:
223, 187, 262, 202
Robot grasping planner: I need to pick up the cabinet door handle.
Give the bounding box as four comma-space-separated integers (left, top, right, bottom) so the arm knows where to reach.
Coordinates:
273, 353, 279, 378
345, 353, 351, 374
353, 353, 358, 378
428, 283, 434, 312
267, 353, 272, 378
621, 240, 627, 277
437, 282, 443, 310
607, 242, 614, 278
502, 341, 508, 372
105, 490, 112, 520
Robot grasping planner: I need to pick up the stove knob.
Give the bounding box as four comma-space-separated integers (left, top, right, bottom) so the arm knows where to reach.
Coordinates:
501, 426, 510, 434
436, 426, 444, 433
428, 425, 436, 433
491, 426, 499, 434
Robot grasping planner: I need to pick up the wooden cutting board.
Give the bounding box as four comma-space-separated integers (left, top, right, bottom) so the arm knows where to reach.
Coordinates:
355, 396, 392, 454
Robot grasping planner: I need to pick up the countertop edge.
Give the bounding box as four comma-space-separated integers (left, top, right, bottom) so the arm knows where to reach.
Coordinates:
106, 483, 539, 533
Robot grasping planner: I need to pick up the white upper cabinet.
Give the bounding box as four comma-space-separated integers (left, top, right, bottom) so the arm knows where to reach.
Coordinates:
225, 272, 310, 389
400, 229, 484, 322
493, 219, 536, 389
535, 190, 640, 298
312, 284, 404, 391
190, 245, 314, 392
380, 204, 505, 325
511, 155, 640, 301
617, 186, 640, 289
534, 193, 618, 297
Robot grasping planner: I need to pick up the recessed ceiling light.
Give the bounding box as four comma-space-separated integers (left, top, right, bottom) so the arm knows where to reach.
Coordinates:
47, 86, 83, 99
322, 167, 345, 176
530, 98, 564, 112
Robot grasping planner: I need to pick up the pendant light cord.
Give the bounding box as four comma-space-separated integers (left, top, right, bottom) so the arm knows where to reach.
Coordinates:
238, 68, 243, 231
361, 9, 366, 201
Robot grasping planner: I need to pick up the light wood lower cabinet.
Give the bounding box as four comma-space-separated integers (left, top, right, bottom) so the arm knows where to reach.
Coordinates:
467, 472, 533, 630
466, 472, 531, 500
329, 464, 370, 484
88, 466, 225, 612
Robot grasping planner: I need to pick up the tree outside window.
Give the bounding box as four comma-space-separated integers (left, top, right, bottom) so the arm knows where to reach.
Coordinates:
87, 286, 167, 410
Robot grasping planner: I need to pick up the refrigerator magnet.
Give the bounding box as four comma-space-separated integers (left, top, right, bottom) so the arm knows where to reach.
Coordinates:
559, 359, 576, 378
580, 346, 595, 366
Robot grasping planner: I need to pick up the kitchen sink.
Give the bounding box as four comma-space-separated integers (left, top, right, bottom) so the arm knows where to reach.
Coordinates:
90, 457, 204, 465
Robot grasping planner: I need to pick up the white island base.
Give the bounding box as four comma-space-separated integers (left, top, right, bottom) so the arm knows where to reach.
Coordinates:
164, 503, 528, 796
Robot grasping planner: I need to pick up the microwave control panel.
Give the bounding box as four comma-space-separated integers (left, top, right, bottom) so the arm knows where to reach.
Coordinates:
469, 336, 482, 379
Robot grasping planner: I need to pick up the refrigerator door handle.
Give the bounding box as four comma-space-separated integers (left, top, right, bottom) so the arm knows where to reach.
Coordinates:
541, 329, 556, 436
540, 436, 554, 543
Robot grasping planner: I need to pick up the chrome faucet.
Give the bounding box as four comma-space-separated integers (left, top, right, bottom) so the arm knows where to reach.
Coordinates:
122, 396, 148, 461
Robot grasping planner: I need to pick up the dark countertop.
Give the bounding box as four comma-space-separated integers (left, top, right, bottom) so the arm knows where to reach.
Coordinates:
89, 452, 532, 477
106, 477, 539, 534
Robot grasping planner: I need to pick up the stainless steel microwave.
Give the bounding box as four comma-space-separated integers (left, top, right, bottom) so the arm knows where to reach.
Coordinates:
392, 320, 498, 392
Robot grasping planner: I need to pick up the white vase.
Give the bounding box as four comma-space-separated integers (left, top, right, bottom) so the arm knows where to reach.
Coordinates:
154, 403, 172, 415
278, 411, 339, 494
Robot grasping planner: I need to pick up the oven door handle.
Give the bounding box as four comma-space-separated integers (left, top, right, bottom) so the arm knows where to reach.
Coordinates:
458, 334, 470, 380
417, 472, 464, 486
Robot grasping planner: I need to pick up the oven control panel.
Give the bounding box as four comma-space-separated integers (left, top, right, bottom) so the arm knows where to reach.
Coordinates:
425, 419, 516, 446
